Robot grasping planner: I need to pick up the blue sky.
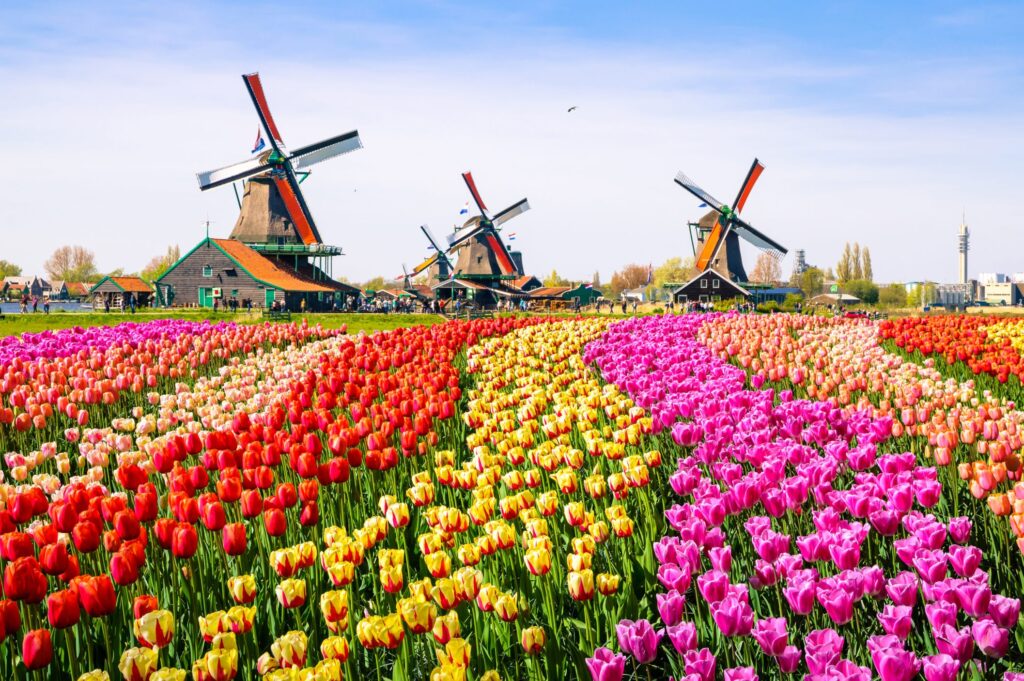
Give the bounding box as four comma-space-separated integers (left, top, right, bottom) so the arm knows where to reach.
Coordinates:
2, 1, 1023, 283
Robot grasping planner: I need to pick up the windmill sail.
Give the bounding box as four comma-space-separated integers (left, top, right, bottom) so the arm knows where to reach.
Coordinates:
290, 131, 363, 169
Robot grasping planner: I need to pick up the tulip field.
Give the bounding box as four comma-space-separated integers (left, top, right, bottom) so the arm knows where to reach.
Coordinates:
0, 314, 1023, 680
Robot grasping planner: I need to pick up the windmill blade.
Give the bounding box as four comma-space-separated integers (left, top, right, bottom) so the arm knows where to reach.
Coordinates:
731, 158, 764, 214
411, 254, 439, 275
694, 220, 725, 272
731, 216, 788, 256
420, 225, 454, 269
242, 73, 286, 152
271, 171, 322, 245
196, 156, 272, 191
289, 131, 363, 170
447, 221, 485, 249
483, 231, 519, 276
462, 171, 491, 220
674, 171, 728, 214
493, 198, 530, 228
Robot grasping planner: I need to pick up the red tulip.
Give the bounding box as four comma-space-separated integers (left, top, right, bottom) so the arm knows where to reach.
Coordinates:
263, 508, 287, 537
115, 510, 142, 540
222, 523, 247, 556
299, 501, 319, 527
171, 523, 198, 559
110, 551, 140, 586
0, 532, 34, 561
134, 594, 159, 619
75, 575, 117, 617
241, 490, 263, 518
3, 557, 47, 603
201, 502, 226, 532
133, 492, 158, 523
39, 542, 70, 576
0, 599, 20, 638
72, 521, 101, 553
46, 589, 80, 629
22, 629, 52, 670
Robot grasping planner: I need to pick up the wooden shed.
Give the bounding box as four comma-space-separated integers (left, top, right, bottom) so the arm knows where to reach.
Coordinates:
90, 276, 154, 308
156, 237, 359, 310
672, 270, 750, 304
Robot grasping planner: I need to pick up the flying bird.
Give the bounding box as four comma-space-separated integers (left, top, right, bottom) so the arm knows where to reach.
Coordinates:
567, 106, 577, 112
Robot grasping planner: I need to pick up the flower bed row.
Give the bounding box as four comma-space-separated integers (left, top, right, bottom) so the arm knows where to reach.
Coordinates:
696, 313, 1024, 552
0, 317, 559, 679
584, 314, 1023, 680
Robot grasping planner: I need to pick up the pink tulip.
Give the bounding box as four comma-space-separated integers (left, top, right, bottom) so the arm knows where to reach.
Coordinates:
878, 605, 913, 640
988, 594, 1021, 629
751, 617, 788, 657
723, 667, 757, 681
666, 621, 697, 655
615, 619, 662, 664
777, 646, 801, 673
586, 647, 626, 681
885, 572, 918, 607
933, 624, 974, 663
656, 591, 686, 627
921, 653, 960, 681
710, 595, 753, 637
804, 629, 844, 675
972, 620, 1009, 659
683, 648, 716, 681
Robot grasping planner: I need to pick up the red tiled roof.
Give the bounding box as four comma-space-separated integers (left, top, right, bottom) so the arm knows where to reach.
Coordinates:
529, 286, 571, 298
213, 239, 338, 293
111, 276, 153, 293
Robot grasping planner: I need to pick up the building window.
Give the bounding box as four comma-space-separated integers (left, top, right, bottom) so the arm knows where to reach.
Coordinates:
713, 279, 720, 289
701, 279, 708, 289
224, 269, 238, 277
202, 265, 213, 278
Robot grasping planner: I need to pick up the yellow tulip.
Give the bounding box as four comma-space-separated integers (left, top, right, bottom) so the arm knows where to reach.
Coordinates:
133, 608, 174, 648
275, 578, 307, 609
226, 574, 256, 604
398, 595, 438, 634
320, 635, 350, 662
319, 589, 349, 624
521, 626, 546, 654
432, 610, 461, 644
118, 648, 158, 681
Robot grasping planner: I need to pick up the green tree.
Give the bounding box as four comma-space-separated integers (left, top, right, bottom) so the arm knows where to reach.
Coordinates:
799, 267, 825, 297
0, 260, 21, 277
362, 276, 387, 292
652, 257, 693, 289
861, 248, 873, 282
851, 243, 863, 280
879, 283, 907, 307
592, 271, 601, 289
140, 245, 181, 282
836, 244, 854, 283
845, 279, 879, 304
544, 269, 569, 287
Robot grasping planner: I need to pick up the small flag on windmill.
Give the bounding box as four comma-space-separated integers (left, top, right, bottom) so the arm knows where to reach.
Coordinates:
459, 201, 470, 215
506, 232, 517, 241
251, 129, 266, 154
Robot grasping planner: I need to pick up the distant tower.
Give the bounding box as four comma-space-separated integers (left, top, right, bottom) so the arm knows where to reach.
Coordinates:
958, 215, 969, 284
792, 249, 807, 278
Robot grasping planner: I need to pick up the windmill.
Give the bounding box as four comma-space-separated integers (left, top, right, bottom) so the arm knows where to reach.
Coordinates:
446, 171, 530, 277
409, 225, 455, 281
196, 72, 363, 248
674, 159, 786, 283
